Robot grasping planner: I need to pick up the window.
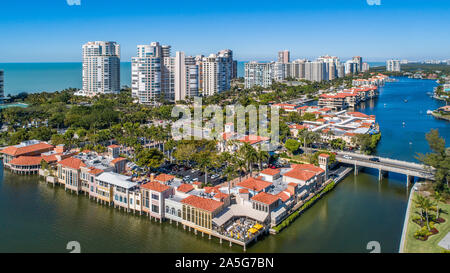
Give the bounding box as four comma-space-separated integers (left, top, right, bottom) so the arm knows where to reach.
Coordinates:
152, 205, 159, 213
151, 194, 159, 200
166, 206, 170, 213
130, 198, 133, 205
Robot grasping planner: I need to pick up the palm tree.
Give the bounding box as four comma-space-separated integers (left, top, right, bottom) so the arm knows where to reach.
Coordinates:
422, 197, 434, 231
240, 143, 258, 177
414, 194, 426, 221
233, 156, 246, 182
257, 148, 270, 171
434, 191, 444, 221
223, 166, 236, 195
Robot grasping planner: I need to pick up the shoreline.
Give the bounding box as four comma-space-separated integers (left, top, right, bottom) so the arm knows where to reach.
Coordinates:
399, 187, 414, 253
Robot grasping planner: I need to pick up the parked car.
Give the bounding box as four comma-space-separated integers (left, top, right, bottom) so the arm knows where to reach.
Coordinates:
343, 155, 352, 159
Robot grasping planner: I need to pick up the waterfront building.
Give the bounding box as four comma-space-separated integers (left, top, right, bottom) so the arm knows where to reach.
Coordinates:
277, 50, 290, 63
141, 181, 173, 221
282, 164, 325, 200
57, 150, 127, 192
318, 93, 350, 110
79, 41, 120, 96
236, 177, 272, 196
244, 62, 274, 88
94, 172, 138, 209
1, 140, 54, 170
0, 70, 4, 103
386, 59, 401, 72
181, 195, 225, 231
57, 157, 86, 190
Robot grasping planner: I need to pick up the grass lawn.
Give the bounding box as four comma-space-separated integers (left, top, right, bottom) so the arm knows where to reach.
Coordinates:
404, 192, 450, 253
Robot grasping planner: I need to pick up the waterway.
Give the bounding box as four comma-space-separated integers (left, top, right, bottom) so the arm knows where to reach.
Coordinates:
0, 77, 448, 253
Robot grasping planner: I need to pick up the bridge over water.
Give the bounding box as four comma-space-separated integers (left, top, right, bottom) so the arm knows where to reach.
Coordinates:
335, 151, 434, 185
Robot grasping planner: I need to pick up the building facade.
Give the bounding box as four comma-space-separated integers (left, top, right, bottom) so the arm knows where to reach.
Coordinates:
81, 41, 120, 96
386, 59, 401, 72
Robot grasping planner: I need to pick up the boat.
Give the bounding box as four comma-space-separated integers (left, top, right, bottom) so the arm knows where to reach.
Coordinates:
404, 99, 408, 103
427, 110, 433, 115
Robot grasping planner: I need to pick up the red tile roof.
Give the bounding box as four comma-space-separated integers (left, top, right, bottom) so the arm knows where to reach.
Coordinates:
58, 157, 86, 170
237, 177, 272, 192
9, 156, 43, 166
239, 188, 249, 194
284, 164, 324, 182
177, 183, 194, 193
251, 192, 280, 205
0, 142, 54, 157
181, 195, 224, 212
88, 167, 104, 175
289, 124, 306, 130
260, 168, 281, 176
238, 135, 269, 145
111, 157, 127, 164
347, 112, 369, 118
154, 173, 175, 183
108, 145, 120, 148
214, 192, 229, 200
276, 191, 291, 203
141, 181, 170, 192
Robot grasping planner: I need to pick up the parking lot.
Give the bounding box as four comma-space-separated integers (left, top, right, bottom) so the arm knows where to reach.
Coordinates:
158, 164, 225, 186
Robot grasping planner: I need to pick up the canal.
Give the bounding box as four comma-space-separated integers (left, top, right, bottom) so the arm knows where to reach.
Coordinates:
0, 77, 448, 253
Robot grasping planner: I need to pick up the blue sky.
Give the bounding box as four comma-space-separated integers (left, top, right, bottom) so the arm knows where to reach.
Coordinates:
0, 0, 449, 62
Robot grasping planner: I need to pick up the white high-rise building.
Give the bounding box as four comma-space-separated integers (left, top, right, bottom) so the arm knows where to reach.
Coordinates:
305, 61, 326, 82
345, 60, 358, 75
80, 41, 120, 96
199, 50, 233, 96
0, 70, 4, 103
244, 62, 274, 88
352, 56, 363, 73
131, 42, 163, 104
174, 52, 199, 101
386, 59, 401, 72
362, 62, 370, 72
273, 62, 285, 82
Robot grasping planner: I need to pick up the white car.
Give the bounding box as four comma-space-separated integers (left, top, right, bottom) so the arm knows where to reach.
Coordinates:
343, 155, 352, 159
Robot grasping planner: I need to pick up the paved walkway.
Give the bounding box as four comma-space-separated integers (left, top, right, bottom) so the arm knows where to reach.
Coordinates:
438, 232, 450, 250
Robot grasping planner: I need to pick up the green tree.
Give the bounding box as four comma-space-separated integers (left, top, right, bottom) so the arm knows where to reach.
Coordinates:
285, 139, 300, 155
136, 148, 164, 170
416, 129, 449, 191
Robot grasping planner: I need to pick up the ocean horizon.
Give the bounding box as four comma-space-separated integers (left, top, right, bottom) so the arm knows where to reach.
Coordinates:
0, 61, 386, 96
